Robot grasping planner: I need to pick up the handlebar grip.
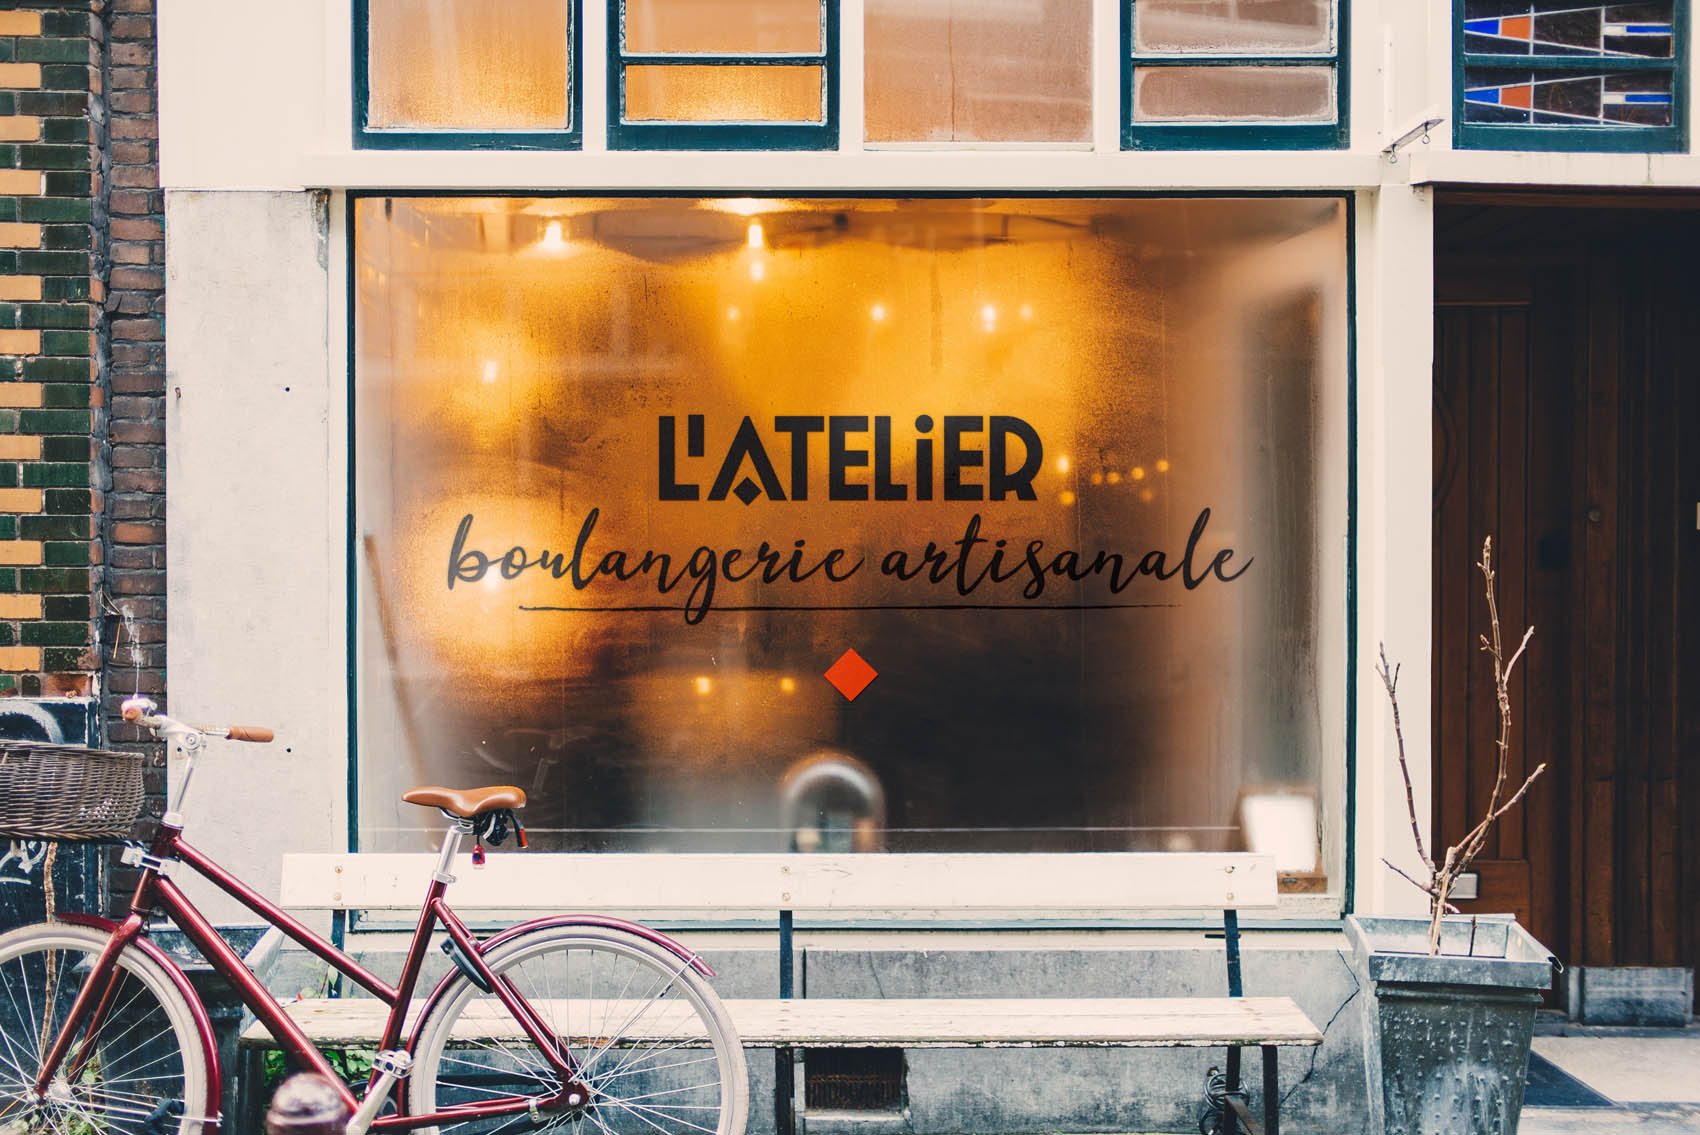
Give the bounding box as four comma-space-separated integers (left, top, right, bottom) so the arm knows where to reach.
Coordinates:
226, 725, 274, 743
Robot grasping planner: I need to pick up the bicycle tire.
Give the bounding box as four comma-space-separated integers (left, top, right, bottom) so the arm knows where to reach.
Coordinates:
408, 923, 748, 1135
0, 921, 211, 1134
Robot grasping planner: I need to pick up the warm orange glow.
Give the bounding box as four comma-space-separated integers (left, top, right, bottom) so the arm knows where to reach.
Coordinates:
1059, 490, 1076, 506
624, 64, 824, 123
746, 221, 765, 250
870, 303, 888, 322
1056, 456, 1070, 474
1132, 466, 1146, 480
779, 676, 797, 694
1155, 458, 1170, 473
367, 0, 569, 130
695, 676, 714, 696
1106, 471, 1121, 485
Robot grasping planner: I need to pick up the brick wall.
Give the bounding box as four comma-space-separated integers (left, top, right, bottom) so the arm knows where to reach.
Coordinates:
0, 0, 167, 868
0, 4, 103, 698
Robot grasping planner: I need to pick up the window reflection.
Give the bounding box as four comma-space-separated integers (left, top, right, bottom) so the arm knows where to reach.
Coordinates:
354, 198, 1348, 885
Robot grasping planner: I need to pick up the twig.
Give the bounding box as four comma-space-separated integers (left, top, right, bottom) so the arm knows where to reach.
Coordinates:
1376, 646, 1429, 870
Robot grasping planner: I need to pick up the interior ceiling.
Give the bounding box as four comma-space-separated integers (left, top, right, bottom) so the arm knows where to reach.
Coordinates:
1437, 190, 1700, 252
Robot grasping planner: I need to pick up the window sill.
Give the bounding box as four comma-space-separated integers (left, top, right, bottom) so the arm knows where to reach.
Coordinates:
1407, 147, 1700, 188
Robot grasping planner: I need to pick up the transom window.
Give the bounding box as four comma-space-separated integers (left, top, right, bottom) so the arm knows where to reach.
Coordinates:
609, 0, 837, 149
1456, 1, 1686, 151
1123, 0, 1348, 149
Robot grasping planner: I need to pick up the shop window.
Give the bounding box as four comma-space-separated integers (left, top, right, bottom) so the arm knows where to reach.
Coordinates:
1123, 0, 1347, 148
352, 196, 1349, 889
356, 0, 582, 148
609, 0, 837, 149
1455, 1, 1686, 151
864, 0, 1092, 144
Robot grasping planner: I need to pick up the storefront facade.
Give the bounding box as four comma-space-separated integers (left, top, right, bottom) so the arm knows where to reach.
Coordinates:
17, 0, 1680, 1127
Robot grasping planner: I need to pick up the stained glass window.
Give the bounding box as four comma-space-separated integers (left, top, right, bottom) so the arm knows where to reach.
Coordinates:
1455, 2, 1686, 149
1124, 0, 1347, 148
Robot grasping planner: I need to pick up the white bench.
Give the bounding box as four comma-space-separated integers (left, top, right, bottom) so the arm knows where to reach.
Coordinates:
245, 852, 1322, 1135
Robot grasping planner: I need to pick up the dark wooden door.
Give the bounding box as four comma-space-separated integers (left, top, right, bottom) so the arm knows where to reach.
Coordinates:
1433, 197, 1700, 987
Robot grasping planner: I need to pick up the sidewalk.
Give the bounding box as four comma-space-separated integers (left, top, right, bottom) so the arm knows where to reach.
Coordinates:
1521, 1033, 1700, 1134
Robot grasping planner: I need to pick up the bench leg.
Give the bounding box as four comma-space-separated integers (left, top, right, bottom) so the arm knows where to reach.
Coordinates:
1226, 1044, 1241, 1093
1261, 1046, 1279, 1135
776, 1046, 795, 1135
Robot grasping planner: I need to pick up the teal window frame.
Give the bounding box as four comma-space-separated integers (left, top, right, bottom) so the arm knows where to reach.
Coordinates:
1121, 0, 1349, 150
607, 0, 838, 151
1454, 1, 1688, 152
353, 0, 584, 150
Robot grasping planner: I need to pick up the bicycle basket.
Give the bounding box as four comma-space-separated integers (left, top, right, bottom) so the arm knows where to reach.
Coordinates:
0, 742, 145, 841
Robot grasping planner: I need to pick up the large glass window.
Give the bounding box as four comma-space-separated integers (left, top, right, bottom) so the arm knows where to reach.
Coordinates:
609, 0, 837, 149
357, 0, 582, 148
865, 0, 1093, 144
354, 197, 1349, 889
1124, 0, 1347, 148
1456, 1, 1686, 151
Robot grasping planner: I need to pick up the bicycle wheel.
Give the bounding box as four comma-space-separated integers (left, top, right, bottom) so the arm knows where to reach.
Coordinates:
0, 922, 211, 1134
409, 924, 748, 1135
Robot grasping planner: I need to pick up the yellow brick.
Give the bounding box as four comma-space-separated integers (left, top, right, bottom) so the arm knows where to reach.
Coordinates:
0, 541, 42, 565
0, 646, 42, 671
0, 436, 40, 460
0, 489, 43, 513
0, 64, 42, 89
0, 117, 38, 142
0, 170, 43, 196
0, 384, 42, 408
0, 330, 41, 356
0, 223, 42, 249
0, 13, 42, 36
0, 276, 42, 301
0, 594, 41, 619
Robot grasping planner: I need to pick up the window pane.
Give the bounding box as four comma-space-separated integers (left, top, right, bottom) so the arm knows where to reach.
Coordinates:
1462, 1, 1673, 59
367, 0, 570, 130
624, 64, 823, 122
1463, 66, 1673, 126
354, 197, 1348, 872
1133, 65, 1334, 122
865, 0, 1091, 142
625, 0, 821, 54
1133, 0, 1333, 54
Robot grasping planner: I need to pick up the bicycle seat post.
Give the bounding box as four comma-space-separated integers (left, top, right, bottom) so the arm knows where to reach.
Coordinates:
433, 815, 476, 884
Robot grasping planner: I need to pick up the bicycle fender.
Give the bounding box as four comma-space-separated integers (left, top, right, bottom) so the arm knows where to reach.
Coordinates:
55, 912, 226, 1131
405, 914, 715, 1053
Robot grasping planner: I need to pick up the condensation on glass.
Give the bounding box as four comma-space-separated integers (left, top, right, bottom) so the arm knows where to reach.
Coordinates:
354, 197, 1349, 885
1134, 65, 1335, 122
366, 0, 571, 131
864, 0, 1091, 143
624, 0, 822, 54
625, 65, 824, 123
1133, 0, 1334, 54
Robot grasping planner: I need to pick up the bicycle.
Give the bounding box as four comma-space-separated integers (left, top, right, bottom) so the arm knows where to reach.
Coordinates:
0, 695, 749, 1135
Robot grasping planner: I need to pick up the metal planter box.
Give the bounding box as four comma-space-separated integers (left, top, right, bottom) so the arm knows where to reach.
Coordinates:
1348, 915, 1554, 1135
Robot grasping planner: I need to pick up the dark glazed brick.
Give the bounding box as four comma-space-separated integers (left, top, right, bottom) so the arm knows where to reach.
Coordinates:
41, 277, 92, 301
44, 489, 91, 514
44, 595, 90, 621
43, 172, 91, 196
43, 225, 93, 251
0, 465, 17, 487
42, 12, 98, 38
43, 541, 89, 566
0, 569, 14, 592
18, 568, 91, 594
18, 39, 96, 65
17, 144, 92, 170
19, 303, 90, 329
42, 436, 89, 462
21, 515, 90, 540
42, 647, 87, 672
0, 516, 13, 539
23, 463, 91, 487
18, 197, 94, 223
23, 357, 91, 381
41, 118, 93, 145
17, 251, 89, 276
18, 410, 92, 434
43, 384, 92, 409
41, 64, 95, 92
16, 91, 86, 117
22, 623, 91, 647
41, 331, 91, 356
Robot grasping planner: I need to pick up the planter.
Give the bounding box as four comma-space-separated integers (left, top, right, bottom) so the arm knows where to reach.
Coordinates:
1347, 914, 1554, 1135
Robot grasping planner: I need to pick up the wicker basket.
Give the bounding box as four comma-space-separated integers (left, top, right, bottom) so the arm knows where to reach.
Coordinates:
0, 742, 145, 841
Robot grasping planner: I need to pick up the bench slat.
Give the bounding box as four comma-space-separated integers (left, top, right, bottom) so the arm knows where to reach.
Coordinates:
239, 996, 1322, 1050
280, 852, 1279, 915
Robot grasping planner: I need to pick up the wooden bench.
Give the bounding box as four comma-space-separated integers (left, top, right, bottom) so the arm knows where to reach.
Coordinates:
243, 852, 1322, 1135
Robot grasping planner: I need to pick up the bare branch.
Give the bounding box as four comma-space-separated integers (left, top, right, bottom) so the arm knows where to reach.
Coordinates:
1377, 643, 1429, 870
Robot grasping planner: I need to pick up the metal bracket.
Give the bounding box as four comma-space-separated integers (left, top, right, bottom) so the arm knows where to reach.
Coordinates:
1383, 115, 1446, 163
119, 847, 173, 876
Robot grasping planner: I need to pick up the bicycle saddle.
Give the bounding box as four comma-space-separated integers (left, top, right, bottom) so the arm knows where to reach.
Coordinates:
402, 784, 527, 818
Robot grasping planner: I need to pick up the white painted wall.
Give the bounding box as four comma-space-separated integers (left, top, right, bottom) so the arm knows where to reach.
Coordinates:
163, 191, 346, 923
155, 0, 1695, 919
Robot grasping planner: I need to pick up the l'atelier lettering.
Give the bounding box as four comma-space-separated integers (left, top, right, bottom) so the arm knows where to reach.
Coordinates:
659, 414, 1043, 503
446, 508, 1252, 624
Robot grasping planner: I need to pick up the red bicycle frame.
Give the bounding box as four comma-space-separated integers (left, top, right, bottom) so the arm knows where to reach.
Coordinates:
30, 816, 703, 1131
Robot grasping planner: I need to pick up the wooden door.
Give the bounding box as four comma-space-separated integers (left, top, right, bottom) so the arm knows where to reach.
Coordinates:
1433, 197, 1700, 987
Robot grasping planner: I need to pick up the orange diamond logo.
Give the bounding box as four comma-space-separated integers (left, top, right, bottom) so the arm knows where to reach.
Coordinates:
824, 649, 877, 702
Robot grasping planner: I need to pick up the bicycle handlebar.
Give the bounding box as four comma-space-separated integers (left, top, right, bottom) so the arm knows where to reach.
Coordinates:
121, 696, 274, 744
